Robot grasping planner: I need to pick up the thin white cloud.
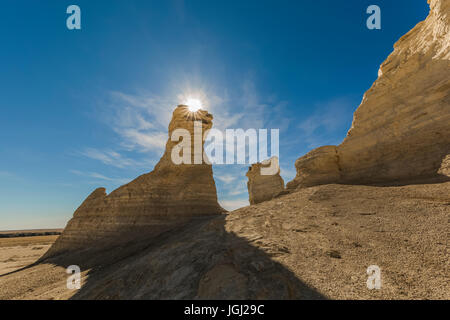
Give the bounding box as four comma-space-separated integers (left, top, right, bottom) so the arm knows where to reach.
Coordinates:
110, 91, 173, 130
104, 78, 290, 162
79, 148, 139, 168
214, 167, 249, 197
228, 188, 247, 196
280, 166, 297, 183
70, 169, 130, 185
114, 106, 155, 131
118, 129, 167, 153
216, 174, 236, 184
99, 91, 176, 157
297, 97, 355, 149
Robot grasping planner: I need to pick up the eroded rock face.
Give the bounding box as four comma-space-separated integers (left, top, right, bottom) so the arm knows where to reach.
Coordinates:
246, 157, 285, 204
44, 105, 224, 258
288, 0, 450, 189
286, 146, 340, 189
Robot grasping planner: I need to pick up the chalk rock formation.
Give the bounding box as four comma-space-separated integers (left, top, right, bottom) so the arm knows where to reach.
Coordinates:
288, 0, 450, 189
246, 157, 285, 204
44, 105, 224, 258
287, 146, 341, 188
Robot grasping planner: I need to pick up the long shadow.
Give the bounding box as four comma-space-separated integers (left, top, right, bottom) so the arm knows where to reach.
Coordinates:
33, 215, 326, 300
0, 262, 40, 277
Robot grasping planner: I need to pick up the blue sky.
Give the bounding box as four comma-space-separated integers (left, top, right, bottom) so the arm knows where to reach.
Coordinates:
0, 0, 429, 230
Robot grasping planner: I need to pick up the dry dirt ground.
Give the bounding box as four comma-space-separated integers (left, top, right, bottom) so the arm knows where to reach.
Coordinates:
0, 182, 448, 300
0, 235, 59, 276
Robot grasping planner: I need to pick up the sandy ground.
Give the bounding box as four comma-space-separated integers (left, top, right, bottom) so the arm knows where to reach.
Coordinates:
0, 182, 448, 300
0, 236, 59, 276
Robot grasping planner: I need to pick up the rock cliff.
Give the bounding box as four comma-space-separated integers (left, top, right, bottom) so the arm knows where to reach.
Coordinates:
288, 0, 450, 189
44, 105, 224, 258
246, 157, 285, 204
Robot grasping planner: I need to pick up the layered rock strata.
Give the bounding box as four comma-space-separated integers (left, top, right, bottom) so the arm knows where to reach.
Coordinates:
44, 105, 224, 258
288, 0, 450, 189
246, 157, 285, 204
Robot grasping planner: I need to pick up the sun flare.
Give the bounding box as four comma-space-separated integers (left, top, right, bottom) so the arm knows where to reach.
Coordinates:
185, 98, 202, 112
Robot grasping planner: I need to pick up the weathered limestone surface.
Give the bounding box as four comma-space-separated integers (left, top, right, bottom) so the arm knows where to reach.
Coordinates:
286, 146, 341, 189
246, 157, 285, 204
288, 0, 450, 189
44, 105, 224, 258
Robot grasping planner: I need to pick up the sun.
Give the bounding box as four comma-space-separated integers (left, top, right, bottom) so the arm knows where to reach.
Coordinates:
185, 97, 202, 112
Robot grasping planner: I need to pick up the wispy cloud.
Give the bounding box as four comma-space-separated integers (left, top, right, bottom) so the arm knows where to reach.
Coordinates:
110, 91, 173, 130
70, 169, 131, 185
280, 166, 297, 183
105, 91, 173, 155
79, 148, 140, 168
297, 97, 355, 149
227, 189, 246, 196
119, 130, 167, 153
214, 166, 249, 198
216, 173, 236, 184
101, 78, 291, 162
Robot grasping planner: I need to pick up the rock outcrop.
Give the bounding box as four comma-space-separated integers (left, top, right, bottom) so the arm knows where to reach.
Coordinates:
246, 157, 285, 204
288, 0, 450, 189
44, 105, 224, 258
286, 146, 341, 189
